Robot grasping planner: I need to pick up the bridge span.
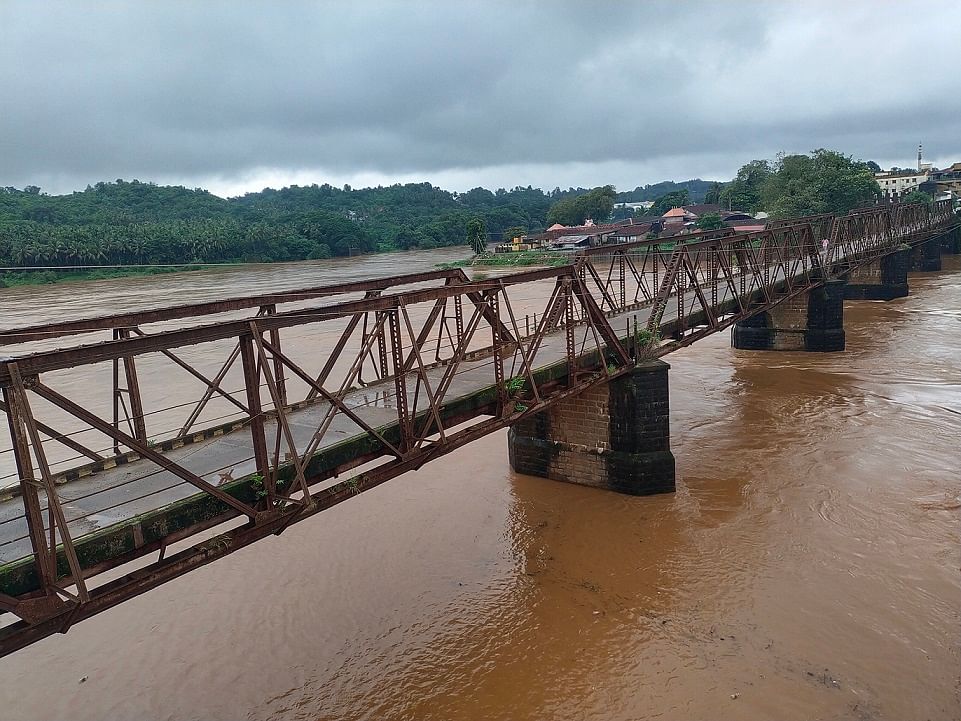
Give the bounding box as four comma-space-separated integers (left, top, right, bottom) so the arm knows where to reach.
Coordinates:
0, 200, 957, 655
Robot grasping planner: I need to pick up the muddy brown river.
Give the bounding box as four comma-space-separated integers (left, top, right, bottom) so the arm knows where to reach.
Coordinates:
0, 251, 958, 720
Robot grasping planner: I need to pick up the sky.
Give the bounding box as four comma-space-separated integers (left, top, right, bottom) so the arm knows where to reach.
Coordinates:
1, 1, 959, 199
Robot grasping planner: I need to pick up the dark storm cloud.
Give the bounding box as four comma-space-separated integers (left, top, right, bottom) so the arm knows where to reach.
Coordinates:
1, 1, 958, 195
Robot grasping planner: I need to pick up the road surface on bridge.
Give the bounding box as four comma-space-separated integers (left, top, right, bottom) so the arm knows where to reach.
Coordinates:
0, 264, 750, 564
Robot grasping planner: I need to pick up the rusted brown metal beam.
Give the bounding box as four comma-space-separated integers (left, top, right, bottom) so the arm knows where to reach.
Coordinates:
0, 398, 105, 463
31, 382, 260, 520
588, 226, 736, 256
0, 367, 623, 657
2, 385, 57, 593
9, 364, 89, 605
0, 269, 466, 346
178, 342, 243, 436
0, 265, 576, 385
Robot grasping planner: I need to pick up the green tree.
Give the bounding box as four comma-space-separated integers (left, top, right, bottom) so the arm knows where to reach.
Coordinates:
651, 189, 690, 215
719, 160, 773, 212
501, 225, 527, 243
466, 217, 487, 255
546, 186, 616, 226
760, 149, 881, 218
694, 212, 724, 230
902, 189, 933, 205
578, 185, 616, 225
545, 196, 581, 225
704, 182, 724, 205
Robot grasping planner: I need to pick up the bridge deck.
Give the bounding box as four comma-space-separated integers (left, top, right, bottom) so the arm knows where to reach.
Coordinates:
0, 204, 943, 608
0, 294, 678, 565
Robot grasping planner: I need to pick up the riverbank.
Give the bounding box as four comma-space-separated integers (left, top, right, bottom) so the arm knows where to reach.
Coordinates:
437, 251, 571, 270
0, 265, 204, 288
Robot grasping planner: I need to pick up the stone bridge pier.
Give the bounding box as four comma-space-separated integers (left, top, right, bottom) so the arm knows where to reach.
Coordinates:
731, 279, 846, 352
910, 236, 942, 272
843, 247, 910, 300
508, 360, 675, 495
942, 225, 961, 255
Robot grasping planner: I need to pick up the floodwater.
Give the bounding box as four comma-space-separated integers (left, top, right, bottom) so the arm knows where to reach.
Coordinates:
0, 251, 958, 721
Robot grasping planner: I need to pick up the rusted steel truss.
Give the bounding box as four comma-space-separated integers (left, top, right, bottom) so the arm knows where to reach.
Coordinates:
0, 200, 954, 655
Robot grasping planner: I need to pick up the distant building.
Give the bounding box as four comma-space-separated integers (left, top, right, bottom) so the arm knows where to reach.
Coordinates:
549, 234, 596, 251
660, 203, 755, 229
873, 144, 958, 201
874, 170, 929, 198
614, 201, 655, 211
525, 220, 634, 246
931, 166, 961, 202
724, 221, 766, 233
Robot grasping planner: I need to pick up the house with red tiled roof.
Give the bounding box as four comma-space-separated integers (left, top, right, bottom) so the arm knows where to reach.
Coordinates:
661, 207, 694, 224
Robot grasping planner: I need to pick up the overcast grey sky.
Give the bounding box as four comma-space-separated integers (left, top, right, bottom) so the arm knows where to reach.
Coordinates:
2, 1, 959, 197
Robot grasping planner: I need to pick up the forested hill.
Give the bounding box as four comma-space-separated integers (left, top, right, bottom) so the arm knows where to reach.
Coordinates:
615, 179, 714, 204
0, 178, 722, 268
0, 180, 546, 267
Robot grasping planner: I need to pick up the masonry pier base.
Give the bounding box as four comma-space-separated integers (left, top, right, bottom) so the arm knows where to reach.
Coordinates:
843, 247, 910, 300
910, 236, 942, 272
508, 360, 675, 495
732, 279, 845, 352
942, 225, 961, 255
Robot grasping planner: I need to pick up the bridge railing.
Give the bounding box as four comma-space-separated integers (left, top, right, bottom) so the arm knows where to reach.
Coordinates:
0, 262, 636, 633
572, 200, 951, 351
0, 268, 470, 348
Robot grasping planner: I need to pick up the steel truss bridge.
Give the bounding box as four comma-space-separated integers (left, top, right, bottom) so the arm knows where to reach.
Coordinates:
0, 200, 955, 655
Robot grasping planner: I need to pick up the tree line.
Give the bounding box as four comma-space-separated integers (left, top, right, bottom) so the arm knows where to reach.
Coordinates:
705, 150, 883, 216
0, 180, 563, 267
0, 148, 889, 269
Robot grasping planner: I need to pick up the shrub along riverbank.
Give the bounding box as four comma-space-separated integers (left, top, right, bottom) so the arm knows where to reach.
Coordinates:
437, 251, 571, 270
0, 265, 202, 288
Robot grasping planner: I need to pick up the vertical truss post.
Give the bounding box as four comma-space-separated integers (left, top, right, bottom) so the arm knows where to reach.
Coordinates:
7, 364, 88, 603
653, 246, 660, 296
111, 335, 121, 455
676, 251, 686, 337
240, 333, 270, 488
762, 238, 771, 288
490, 291, 506, 414
16, 390, 88, 604
3, 385, 57, 592
618, 253, 626, 310
563, 277, 576, 385
116, 328, 147, 446
710, 247, 718, 308
387, 308, 411, 455
263, 305, 287, 408
454, 295, 464, 345
737, 244, 747, 297
375, 311, 390, 380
